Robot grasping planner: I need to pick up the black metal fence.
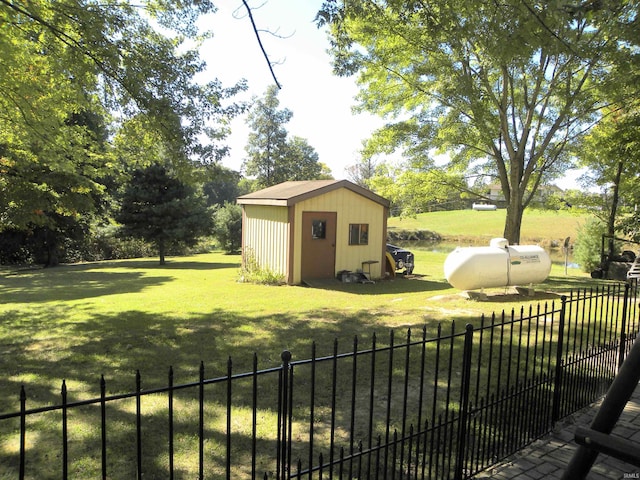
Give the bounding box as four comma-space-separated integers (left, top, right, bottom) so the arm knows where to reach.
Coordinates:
1, 282, 638, 479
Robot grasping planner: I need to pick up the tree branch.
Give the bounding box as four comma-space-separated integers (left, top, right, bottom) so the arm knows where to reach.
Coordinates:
240, 0, 282, 89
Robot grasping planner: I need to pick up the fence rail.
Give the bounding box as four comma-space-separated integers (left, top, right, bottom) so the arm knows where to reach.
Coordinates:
1, 282, 638, 479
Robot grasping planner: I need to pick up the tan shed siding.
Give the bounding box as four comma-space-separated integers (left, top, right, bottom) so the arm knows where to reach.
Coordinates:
293, 189, 387, 280
242, 205, 289, 276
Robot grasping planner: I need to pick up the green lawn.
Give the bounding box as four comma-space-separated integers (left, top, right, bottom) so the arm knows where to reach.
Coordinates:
1, 206, 597, 398
1, 249, 592, 406
388, 208, 589, 244
0, 209, 604, 478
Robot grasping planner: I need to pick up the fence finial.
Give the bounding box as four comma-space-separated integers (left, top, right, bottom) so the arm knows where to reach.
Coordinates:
281, 350, 292, 364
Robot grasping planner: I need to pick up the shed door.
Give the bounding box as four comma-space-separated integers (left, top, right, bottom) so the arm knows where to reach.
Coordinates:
301, 212, 337, 280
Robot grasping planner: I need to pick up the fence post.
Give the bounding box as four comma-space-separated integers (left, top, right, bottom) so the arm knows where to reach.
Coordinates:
618, 282, 630, 369
277, 350, 292, 480
552, 295, 568, 425
19, 386, 26, 480
454, 324, 474, 480
62, 380, 68, 480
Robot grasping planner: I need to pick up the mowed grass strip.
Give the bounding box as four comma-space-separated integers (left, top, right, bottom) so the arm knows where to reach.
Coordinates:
388, 208, 589, 243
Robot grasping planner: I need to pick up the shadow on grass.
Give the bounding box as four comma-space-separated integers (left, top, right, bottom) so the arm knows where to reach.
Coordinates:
0, 269, 173, 304
0, 259, 240, 304
0, 301, 483, 408
114, 259, 240, 271
0, 304, 481, 479
543, 275, 614, 292
1, 280, 624, 479
303, 274, 452, 295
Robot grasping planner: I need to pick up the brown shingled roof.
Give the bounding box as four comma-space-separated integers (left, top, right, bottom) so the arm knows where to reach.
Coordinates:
236, 180, 390, 207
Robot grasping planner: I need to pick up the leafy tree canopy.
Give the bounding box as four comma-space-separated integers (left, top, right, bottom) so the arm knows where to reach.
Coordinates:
580, 108, 640, 242
284, 136, 333, 181
213, 202, 242, 254
318, 0, 639, 243
202, 164, 246, 207
0, 0, 245, 264
0, 0, 245, 163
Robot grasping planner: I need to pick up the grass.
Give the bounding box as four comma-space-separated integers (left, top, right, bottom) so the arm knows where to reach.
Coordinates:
0, 253, 592, 398
3, 254, 437, 396
388, 208, 588, 244
0, 209, 605, 478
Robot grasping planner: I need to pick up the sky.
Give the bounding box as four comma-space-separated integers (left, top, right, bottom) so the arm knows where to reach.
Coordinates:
201, 1, 584, 190
202, 1, 383, 180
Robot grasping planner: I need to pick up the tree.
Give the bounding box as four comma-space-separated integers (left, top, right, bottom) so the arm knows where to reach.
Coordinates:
345, 156, 379, 187
580, 108, 640, 246
318, 0, 638, 243
369, 162, 469, 216
202, 164, 247, 207
0, 1, 244, 166
213, 203, 242, 254
284, 136, 333, 181
243, 85, 330, 187
116, 164, 213, 265
243, 85, 292, 187
0, 1, 245, 260
0, 106, 111, 266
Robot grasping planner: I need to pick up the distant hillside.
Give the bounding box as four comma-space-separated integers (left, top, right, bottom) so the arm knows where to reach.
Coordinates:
387, 209, 591, 246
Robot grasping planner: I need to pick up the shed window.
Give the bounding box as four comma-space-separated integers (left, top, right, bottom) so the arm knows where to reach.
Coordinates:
312, 220, 326, 239
349, 224, 369, 245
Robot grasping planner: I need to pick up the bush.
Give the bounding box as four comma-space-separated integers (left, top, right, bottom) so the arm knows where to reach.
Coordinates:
214, 203, 242, 254
0, 229, 34, 264
574, 218, 610, 273
62, 225, 156, 262
238, 248, 285, 285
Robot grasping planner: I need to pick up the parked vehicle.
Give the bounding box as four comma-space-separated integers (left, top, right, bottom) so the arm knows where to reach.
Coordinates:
386, 244, 415, 275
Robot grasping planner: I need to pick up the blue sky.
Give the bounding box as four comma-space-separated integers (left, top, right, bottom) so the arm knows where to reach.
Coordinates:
203, 1, 383, 180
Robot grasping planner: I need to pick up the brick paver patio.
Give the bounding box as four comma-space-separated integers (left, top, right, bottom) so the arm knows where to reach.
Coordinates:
474, 386, 640, 479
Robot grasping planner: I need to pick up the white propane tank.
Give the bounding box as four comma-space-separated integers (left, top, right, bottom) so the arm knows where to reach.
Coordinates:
443, 238, 552, 291
472, 203, 497, 211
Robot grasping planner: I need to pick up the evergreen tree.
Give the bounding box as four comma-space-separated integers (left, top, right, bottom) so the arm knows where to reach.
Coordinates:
116, 164, 213, 265
243, 86, 329, 187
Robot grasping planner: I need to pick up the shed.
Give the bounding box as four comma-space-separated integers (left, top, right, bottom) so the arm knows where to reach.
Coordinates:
237, 180, 391, 285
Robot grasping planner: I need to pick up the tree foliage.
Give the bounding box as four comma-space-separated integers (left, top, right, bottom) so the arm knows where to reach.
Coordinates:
0, 0, 245, 263
243, 85, 292, 187
243, 85, 330, 188
202, 164, 246, 207
213, 202, 242, 254
574, 217, 608, 274
284, 136, 333, 181
116, 164, 213, 265
318, 0, 639, 243
0, 0, 245, 164
369, 163, 469, 216
580, 108, 640, 242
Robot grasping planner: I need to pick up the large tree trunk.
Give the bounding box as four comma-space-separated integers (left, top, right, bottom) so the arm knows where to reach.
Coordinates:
606, 161, 623, 259
503, 199, 524, 245
44, 229, 60, 267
